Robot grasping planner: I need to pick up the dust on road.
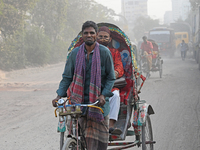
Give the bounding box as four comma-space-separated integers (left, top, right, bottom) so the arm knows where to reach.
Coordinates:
0, 53, 200, 150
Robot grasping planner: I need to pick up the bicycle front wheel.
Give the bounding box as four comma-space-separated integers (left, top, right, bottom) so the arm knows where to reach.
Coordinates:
62, 138, 85, 150
60, 132, 64, 150
60, 130, 69, 150
62, 138, 77, 150
141, 114, 154, 150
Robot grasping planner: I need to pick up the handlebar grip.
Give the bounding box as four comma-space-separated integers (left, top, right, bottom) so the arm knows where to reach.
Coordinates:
54, 108, 58, 117
88, 105, 104, 113
96, 99, 100, 104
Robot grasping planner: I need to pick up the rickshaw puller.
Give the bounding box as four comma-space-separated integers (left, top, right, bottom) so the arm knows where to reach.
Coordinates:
140, 36, 153, 71
52, 21, 115, 150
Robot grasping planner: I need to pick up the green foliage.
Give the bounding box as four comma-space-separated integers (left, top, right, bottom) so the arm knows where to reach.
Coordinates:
0, 0, 4, 15
0, 27, 51, 70
30, 0, 69, 63
49, 40, 69, 63
0, 0, 118, 71
132, 16, 160, 42
31, 0, 68, 43
24, 27, 51, 66
0, 30, 25, 70
62, 0, 117, 40
0, 0, 37, 37
0, 25, 69, 71
190, 0, 200, 9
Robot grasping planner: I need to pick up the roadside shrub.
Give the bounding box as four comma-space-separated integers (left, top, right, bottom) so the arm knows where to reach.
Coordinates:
49, 39, 69, 63
0, 31, 25, 71
24, 27, 51, 66
0, 27, 69, 71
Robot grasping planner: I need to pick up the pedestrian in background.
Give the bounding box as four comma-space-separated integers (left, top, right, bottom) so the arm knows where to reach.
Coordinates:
179, 40, 189, 61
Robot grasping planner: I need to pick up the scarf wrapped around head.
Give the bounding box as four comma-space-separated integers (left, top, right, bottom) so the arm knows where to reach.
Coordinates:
69, 42, 103, 122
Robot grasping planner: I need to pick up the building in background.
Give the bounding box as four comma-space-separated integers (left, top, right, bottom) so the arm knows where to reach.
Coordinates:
164, 11, 173, 25
121, 0, 148, 25
171, 0, 190, 22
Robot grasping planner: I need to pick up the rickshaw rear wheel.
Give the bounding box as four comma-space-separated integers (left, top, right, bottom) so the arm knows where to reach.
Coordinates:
141, 114, 154, 150
158, 60, 163, 78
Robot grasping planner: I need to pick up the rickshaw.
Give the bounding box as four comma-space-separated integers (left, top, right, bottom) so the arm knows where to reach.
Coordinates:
54, 23, 156, 150
139, 39, 163, 78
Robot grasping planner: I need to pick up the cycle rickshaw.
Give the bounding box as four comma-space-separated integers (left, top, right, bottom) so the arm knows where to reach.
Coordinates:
54, 23, 156, 150
139, 39, 163, 78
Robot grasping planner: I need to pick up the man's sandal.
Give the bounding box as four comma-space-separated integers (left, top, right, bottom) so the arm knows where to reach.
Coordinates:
109, 127, 122, 135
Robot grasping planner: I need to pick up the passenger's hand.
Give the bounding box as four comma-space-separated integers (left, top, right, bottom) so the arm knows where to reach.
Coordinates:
115, 71, 119, 79
97, 95, 106, 106
52, 95, 61, 107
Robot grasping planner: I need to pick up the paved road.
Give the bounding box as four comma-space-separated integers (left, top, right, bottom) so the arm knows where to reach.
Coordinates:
0, 53, 200, 150
128, 52, 200, 150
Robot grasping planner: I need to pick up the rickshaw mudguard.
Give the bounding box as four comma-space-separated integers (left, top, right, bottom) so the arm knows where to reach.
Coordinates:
136, 103, 154, 126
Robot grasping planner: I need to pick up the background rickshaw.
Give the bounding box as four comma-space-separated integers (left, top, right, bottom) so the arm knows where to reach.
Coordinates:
55, 23, 156, 150
139, 39, 163, 78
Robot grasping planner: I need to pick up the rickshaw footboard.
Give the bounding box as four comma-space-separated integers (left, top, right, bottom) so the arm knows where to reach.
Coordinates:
107, 140, 156, 149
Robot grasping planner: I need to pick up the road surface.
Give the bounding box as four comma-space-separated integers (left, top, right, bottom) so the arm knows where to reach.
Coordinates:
0, 52, 200, 150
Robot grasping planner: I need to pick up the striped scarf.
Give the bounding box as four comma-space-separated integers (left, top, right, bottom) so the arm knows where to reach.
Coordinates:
69, 42, 104, 122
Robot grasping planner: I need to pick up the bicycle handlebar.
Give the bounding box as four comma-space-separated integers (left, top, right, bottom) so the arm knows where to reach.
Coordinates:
80, 100, 99, 107
56, 99, 100, 108
54, 99, 104, 117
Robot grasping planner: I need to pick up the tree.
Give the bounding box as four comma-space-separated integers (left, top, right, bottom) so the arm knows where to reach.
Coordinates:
31, 0, 67, 43
190, 0, 200, 9
24, 27, 51, 65
31, 0, 117, 41
0, 0, 37, 38
132, 16, 160, 42
0, 0, 118, 70
62, 0, 117, 40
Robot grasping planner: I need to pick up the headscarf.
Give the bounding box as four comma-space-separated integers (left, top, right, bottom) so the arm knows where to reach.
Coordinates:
69, 42, 104, 122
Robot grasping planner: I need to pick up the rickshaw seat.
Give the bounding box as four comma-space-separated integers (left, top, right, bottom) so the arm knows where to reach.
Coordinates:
118, 47, 134, 105
119, 78, 133, 105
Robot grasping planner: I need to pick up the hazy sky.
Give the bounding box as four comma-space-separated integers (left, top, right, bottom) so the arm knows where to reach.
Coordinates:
94, 0, 172, 21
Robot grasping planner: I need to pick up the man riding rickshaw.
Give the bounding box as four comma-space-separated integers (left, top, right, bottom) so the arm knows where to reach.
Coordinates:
52, 21, 156, 150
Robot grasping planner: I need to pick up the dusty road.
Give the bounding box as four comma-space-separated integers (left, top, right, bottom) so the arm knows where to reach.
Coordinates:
0, 52, 200, 150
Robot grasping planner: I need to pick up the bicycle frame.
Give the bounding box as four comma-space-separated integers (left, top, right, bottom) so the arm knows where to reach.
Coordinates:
55, 99, 103, 150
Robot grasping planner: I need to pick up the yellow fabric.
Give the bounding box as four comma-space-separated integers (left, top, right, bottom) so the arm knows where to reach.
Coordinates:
144, 51, 152, 70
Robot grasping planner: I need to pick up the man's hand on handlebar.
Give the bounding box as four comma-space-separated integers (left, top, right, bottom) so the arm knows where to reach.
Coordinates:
52, 95, 62, 107
96, 95, 106, 107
